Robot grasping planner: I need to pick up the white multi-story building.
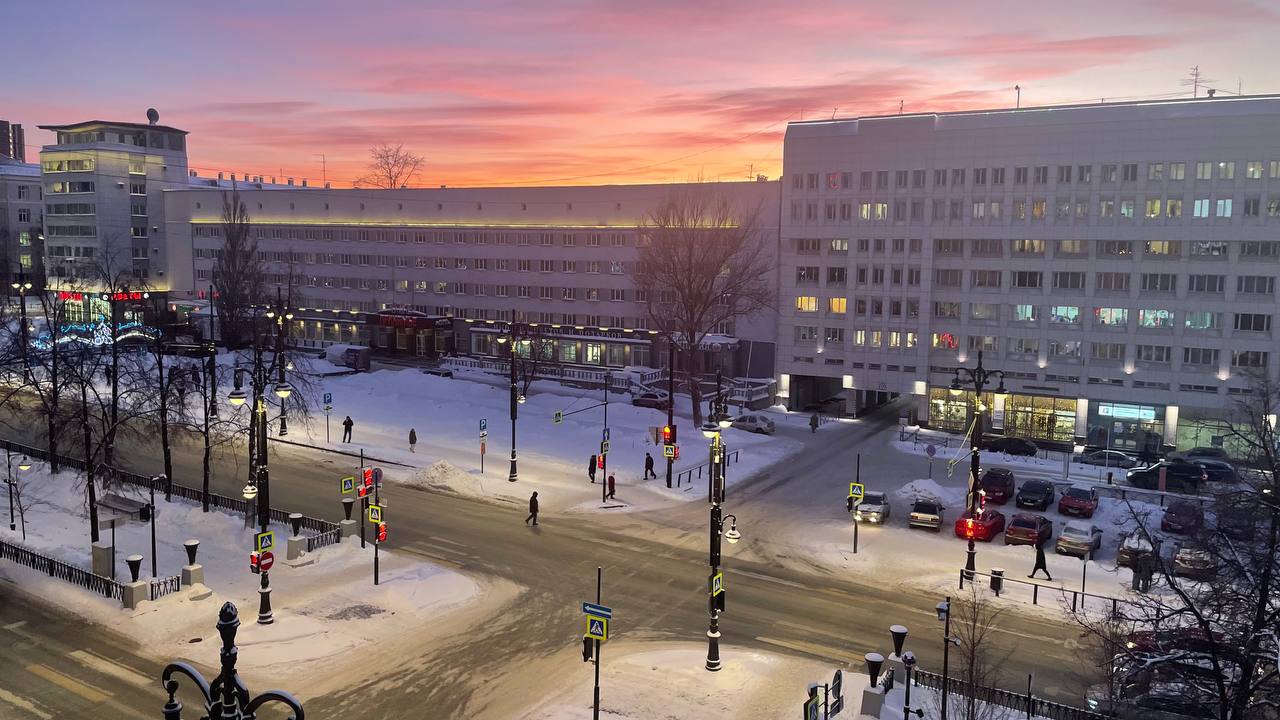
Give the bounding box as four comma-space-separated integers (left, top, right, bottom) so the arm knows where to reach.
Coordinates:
0, 156, 43, 287
778, 95, 1280, 452
165, 181, 781, 377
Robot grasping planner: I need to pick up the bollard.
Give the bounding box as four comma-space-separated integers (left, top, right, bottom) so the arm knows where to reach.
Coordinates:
1106, 471, 1114, 485
289, 512, 303, 538
127, 554, 143, 582
342, 497, 355, 521
184, 539, 200, 566
890, 625, 908, 656
865, 652, 884, 685
990, 568, 1004, 596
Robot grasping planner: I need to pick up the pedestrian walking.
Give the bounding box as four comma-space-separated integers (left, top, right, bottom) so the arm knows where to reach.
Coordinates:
588, 454, 598, 483
644, 452, 656, 480
606, 474, 616, 499
342, 415, 354, 443
1028, 538, 1053, 580
408, 428, 417, 453
809, 412, 819, 433
525, 491, 539, 526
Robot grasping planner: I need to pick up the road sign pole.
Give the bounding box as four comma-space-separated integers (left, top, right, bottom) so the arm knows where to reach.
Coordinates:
374, 472, 380, 586
594, 565, 602, 720
325, 408, 330, 444
854, 453, 860, 554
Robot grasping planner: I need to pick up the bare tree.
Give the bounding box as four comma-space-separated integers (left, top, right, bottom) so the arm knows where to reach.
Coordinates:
516, 329, 556, 397
357, 143, 425, 189
635, 185, 773, 424
214, 184, 266, 347
927, 584, 1011, 720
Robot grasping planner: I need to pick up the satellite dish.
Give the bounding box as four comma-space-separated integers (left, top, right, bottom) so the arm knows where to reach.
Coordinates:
146, 108, 159, 125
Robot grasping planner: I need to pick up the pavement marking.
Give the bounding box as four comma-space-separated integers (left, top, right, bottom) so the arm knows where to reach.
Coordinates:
755, 636, 844, 660
69, 650, 151, 687
734, 568, 806, 590
0, 687, 53, 719
25, 663, 112, 703
428, 535, 468, 548
3, 619, 28, 631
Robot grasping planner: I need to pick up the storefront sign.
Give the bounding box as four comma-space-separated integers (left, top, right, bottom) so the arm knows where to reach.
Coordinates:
1097, 403, 1156, 421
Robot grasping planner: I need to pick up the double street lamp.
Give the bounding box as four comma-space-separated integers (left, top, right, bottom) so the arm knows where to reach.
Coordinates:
935, 597, 963, 720
6, 449, 31, 537
703, 375, 737, 671
948, 350, 1006, 577
10, 270, 32, 382
496, 326, 528, 483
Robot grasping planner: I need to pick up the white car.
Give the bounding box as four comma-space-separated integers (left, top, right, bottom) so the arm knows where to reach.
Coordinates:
731, 413, 776, 435
855, 491, 891, 524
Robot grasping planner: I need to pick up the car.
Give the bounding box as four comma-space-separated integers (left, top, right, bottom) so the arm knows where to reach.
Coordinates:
1161, 499, 1204, 534
953, 508, 1006, 542
1015, 479, 1056, 510
730, 413, 775, 435
854, 491, 891, 524
1055, 521, 1103, 558
1058, 485, 1100, 517
1194, 458, 1235, 483
1116, 529, 1162, 568
1170, 446, 1230, 461
1088, 660, 1229, 719
1172, 542, 1215, 580
1125, 627, 1222, 656
908, 499, 945, 531
1072, 449, 1139, 468
977, 468, 1016, 504
1004, 513, 1053, 546
1217, 498, 1258, 541
983, 436, 1038, 456
631, 391, 671, 410
421, 367, 454, 378
1127, 461, 1206, 493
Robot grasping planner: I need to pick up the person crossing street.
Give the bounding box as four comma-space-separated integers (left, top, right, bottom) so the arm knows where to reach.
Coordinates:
644, 452, 656, 480
525, 491, 539, 526
342, 415, 354, 443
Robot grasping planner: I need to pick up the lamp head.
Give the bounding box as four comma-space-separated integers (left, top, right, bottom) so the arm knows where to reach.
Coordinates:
17, 456, 31, 471
935, 600, 950, 622
517, 394, 527, 405
724, 518, 741, 544
241, 483, 258, 499
273, 381, 293, 399
995, 380, 1007, 398
949, 378, 963, 396
497, 336, 508, 344
227, 387, 248, 406
717, 415, 732, 429
700, 422, 719, 439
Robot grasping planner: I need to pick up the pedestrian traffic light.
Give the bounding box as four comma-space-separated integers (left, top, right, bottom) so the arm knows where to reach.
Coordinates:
362, 467, 374, 486
710, 505, 722, 567
249, 551, 261, 574
714, 589, 726, 612
673, 446, 680, 460
582, 635, 594, 662
376, 522, 387, 543
847, 496, 854, 513
662, 425, 675, 445
978, 489, 987, 510
964, 518, 976, 539
597, 455, 605, 469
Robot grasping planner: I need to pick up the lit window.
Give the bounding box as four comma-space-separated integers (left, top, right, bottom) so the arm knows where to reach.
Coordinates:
795, 296, 817, 312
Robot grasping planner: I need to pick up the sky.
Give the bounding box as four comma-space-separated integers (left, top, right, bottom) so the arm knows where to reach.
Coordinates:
5, 0, 1279, 188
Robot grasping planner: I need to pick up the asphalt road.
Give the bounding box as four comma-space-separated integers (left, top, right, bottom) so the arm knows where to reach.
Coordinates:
0, 406, 1098, 718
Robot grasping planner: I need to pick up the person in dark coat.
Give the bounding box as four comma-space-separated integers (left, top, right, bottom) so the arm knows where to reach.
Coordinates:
644, 452, 656, 480
606, 474, 616, 499
342, 415, 354, 442
525, 491, 539, 525
809, 412, 819, 433
408, 428, 417, 453
1029, 538, 1053, 580
588, 455, 598, 483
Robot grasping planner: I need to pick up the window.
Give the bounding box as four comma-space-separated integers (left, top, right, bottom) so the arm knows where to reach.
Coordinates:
1053, 271, 1085, 290
539, 259, 554, 272
1140, 273, 1176, 292
1238, 276, 1275, 295
1100, 199, 1115, 218
971, 238, 1001, 256
1192, 199, 1211, 218
934, 301, 961, 318
968, 335, 998, 352
1012, 167, 1027, 184
825, 327, 845, 343
1050, 306, 1080, 324
992, 168, 1006, 185
1055, 239, 1085, 256
1241, 241, 1280, 258
876, 170, 889, 189
1102, 165, 1117, 183
829, 238, 849, 254
1031, 199, 1046, 219
795, 326, 818, 342
16, 185, 28, 199
949, 200, 963, 220
1216, 199, 1233, 217
1232, 350, 1269, 368
1169, 163, 1185, 180
1033, 166, 1048, 184
971, 201, 985, 219
826, 267, 847, 285
1135, 345, 1171, 363
1010, 338, 1039, 355
1050, 340, 1082, 357
973, 168, 987, 185
1013, 304, 1039, 322
934, 238, 963, 254
895, 170, 908, 188
795, 296, 817, 312
1233, 313, 1271, 332
796, 266, 819, 284
1090, 342, 1125, 361
1247, 161, 1263, 179
1147, 163, 1164, 181
1218, 161, 1235, 180
1166, 199, 1182, 217
1097, 240, 1133, 257
861, 172, 873, 190
935, 269, 961, 287
1244, 197, 1261, 217
910, 169, 925, 188
990, 200, 1002, 219
933, 169, 946, 187
1183, 347, 1219, 365
1270, 199, 1280, 217
1120, 199, 1135, 218
1095, 308, 1129, 326
1012, 271, 1042, 288
1096, 272, 1130, 292
1196, 162, 1213, 180
1191, 240, 1228, 257
1188, 274, 1224, 293
1138, 309, 1174, 328
1057, 165, 1072, 184
796, 238, 821, 254
970, 303, 999, 320
1185, 311, 1221, 330
971, 270, 1002, 288
1122, 163, 1138, 182
1144, 199, 1162, 219
828, 297, 847, 314
1145, 240, 1178, 256
17, 208, 29, 223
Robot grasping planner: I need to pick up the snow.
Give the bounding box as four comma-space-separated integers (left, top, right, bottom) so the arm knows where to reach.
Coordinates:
0, 462, 486, 696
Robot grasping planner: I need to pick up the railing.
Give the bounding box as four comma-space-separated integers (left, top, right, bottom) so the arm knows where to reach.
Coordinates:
305, 527, 343, 553
675, 449, 741, 489
149, 575, 182, 601
958, 569, 1132, 617
912, 668, 1108, 720
0, 537, 123, 601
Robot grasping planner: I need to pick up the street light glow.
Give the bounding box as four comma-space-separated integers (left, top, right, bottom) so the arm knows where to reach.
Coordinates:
274, 382, 293, 399
228, 388, 248, 406
17, 456, 31, 471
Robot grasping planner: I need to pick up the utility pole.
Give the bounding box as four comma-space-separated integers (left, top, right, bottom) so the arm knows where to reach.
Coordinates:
666, 342, 675, 488
593, 566, 602, 720
1015, 85, 1021, 108
601, 371, 609, 504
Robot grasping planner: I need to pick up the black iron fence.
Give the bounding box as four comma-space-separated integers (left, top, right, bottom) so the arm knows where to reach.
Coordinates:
959, 568, 1132, 617
149, 575, 182, 601
676, 449, 741, 489
912, 668, 1108, 720
0, 537, 122, 601
305, 527, 343, 553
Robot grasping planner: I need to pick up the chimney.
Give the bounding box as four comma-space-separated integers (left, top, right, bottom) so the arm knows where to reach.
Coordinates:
1207, 89, 1217, 98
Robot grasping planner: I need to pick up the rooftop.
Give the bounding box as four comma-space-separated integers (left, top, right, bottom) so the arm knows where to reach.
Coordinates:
38, 119, 188, 135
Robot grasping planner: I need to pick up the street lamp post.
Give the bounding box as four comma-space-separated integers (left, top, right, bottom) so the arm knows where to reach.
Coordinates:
665, 341, 676, 488
949, 350, 1006, 577
704, 378, 735, 671
6, 450, 30, 536
10, 269, 32, 382
497, 324, 526, 483
936, 597, 962, 720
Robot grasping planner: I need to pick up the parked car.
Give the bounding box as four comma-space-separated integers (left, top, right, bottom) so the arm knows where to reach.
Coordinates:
1015, 479, 1056, 510
1004, 513, 1053, 546
1055, 521, 1103, 557
1127, 461, 1206, 493
953, 507, 1006, 541
854, 491, 891, 524
1172, 542, 1215, 580
1169, 446, 1230, 461
1117, 529, 1162, 568
978, 468, 1016, 504
1125, 627, 1221, 656
1161, 499, 1204, 534
983, 436, 1038, 456
1088, 659, 1229, 719
1073, 449, 1139, 468
421, 367, 454, 378
1217, 497, 1258, 541
1194, 458, 1235, 483
1058, 485, 1100, 518
730, 413, 775, 435
631, 391, 671, 410
908, 499, 945, 531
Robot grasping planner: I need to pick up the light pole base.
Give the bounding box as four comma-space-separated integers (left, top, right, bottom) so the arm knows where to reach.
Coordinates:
508, 455, 518, 483
705, 627, 722, 671
963, 542, 977, 582
257, 574, 274, 625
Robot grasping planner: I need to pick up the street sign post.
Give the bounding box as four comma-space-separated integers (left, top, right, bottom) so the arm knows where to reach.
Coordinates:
554, 410, 563, 425
849, 482, 864, 500
323, 392, 332, 405
582, 602, 613, 618
480, 419, 488, 473
600, 440, 610, 455
324, 404, 333, 443
663, 445, 675, 458
340, 476, 355, 494
585, 615, 608, 641
368, 504, 383, 523
258, 551, 275, 572
710, 571, 724, 596
602, 427, 610, 442
254, 530, 275, 553
479, 418, 488, 438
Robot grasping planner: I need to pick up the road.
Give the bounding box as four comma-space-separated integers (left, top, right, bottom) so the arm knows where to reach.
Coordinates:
0, 403, 1098, 718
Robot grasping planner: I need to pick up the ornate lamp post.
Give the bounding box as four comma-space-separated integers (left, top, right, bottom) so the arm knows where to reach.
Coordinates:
704, 374, 736, 671
10, 269, 32, 382
948, 350, 1006, 577
5, 450, 30, 536
496, 325, 527, 483
935, 597, 962, 720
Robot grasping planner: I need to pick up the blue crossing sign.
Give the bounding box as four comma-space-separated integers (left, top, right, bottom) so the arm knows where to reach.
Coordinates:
582, 602, 613, 618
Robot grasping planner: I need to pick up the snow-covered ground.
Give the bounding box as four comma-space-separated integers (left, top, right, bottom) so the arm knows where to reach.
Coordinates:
296, 364, 807, 514
0, 462, 494, 696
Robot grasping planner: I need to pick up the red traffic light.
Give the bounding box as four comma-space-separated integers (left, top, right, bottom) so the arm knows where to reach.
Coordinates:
662, 425, 673, 444
597, 455, 605, 469
673, 446, 680, 460
964, 518, 976, 538
362, 467, 374, 486
376, 522, 387, 543
249, 551, 261, 574
978, 489, 987, 510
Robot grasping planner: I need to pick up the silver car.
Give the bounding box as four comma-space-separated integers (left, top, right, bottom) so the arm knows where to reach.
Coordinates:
908, 499, 944, 531
855, 491, 891, 524
731, 413, 776, 435
1055, 521, 1102, 558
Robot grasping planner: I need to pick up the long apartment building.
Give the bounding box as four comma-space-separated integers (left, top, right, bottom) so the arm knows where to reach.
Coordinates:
778, 95, 1280, 452
166, 182, 781, 378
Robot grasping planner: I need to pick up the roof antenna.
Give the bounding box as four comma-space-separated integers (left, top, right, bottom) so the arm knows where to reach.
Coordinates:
1014, 85, 1021, 108
831, 107, 838, 119
899, 100, 904, 114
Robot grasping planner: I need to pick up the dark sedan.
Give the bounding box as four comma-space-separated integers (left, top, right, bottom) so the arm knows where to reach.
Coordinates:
984, 436, 1038, 456
1195, 459, 1235, 483
1127, 461, 1206, 493
1004, 513, 1053, 546
1072, 449, 1139, 468
978, 468, 1016, 504
1161, 500, 1204, 534
1015, 479, 1056, 510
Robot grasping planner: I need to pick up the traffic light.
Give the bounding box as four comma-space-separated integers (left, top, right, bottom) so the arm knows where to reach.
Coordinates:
964, 518, 976, 539
673, 446, 680, 460
597, 455, 605, 469
663, 424, 677, 445
714, 589, 726, 612
250, 551, 261, 574
376, 522, 387, 543
362, 467, 374, 486
582, 635, 594, 662
978, 489, 987, 511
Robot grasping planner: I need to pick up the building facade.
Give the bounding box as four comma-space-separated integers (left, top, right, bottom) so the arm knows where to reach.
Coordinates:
778, 95, 1280, 450
165, 181, 780, 377
0, 121, 26, 163
0, 158, 43, 290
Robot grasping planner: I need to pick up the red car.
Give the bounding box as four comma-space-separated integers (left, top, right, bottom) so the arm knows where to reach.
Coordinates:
978, 468, 1016, 505
1004, 514, 1053, 546
954, 508, 1006, 542
1057, 485, 1099, 518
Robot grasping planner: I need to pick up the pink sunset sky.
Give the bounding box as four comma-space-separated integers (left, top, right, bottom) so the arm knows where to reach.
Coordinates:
6, 0, 1279, 187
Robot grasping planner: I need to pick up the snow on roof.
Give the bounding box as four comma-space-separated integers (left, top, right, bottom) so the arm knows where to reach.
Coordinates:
0, 159, 40, 177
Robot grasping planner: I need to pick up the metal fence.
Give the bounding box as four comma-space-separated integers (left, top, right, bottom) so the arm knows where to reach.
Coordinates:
912, 668, 1108, 720
0, 537, 122, 601
149, 575, 182, 601
959, 569, 1132, 617
675, 449, 741, 488
305, 527, 343, 553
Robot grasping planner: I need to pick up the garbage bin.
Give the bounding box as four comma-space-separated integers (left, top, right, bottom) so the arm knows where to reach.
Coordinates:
990, 568, 1004, 596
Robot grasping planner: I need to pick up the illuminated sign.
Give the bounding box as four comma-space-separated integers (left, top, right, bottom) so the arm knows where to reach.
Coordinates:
58, 291, 84, 302
102, 291, 146, 302
30, 320, 159, 350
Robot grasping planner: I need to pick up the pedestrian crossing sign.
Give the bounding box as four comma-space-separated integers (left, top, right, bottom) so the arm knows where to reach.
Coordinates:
368, 504, 384, 523
255, 530, 275, 553
586, 614, 608, 641
849, 482, 865, 500
663, 445, 675, 458
340, 476, 355, 494
600, 440, 610, 455
710, 571, 724, 596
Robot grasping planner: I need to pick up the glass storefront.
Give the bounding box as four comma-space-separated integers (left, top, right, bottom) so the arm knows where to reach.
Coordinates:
1004, 395, 1076, 443
927, 388, 994, 433
1086, 402, 1164, 454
